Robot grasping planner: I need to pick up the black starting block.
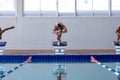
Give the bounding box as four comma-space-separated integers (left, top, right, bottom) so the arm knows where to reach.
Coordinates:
52, 41, 67, 55
0, 42, 7, 46
52, 41, 67, 46
113, 41, 120, 46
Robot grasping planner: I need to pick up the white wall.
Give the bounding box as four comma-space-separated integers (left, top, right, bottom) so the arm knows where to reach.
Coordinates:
0, 0, 120, 50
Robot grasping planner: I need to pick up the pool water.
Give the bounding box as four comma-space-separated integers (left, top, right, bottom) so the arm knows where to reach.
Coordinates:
1, 62, 118, 80
0, 54, 120, 80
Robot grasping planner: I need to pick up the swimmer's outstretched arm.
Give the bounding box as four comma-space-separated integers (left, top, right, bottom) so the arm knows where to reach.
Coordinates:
2, 26, 15, 33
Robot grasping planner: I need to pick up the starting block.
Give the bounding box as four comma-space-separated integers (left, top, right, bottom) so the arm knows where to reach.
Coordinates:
113, 41, 120, 53
52, 41, 67, 55
0, 41, 7, 55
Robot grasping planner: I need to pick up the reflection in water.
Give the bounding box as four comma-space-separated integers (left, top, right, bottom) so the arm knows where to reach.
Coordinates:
113, 41, 120, 80
0, 63, 117, 80
0, 64, 4, 80
116, 63, 120, 80
53, 64, 67, 80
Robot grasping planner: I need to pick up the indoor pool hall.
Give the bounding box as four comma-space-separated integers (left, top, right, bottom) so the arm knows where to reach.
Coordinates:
1, 0, 120, 80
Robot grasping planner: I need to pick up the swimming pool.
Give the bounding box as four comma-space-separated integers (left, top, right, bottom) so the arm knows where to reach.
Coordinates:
0, 54, 120, 80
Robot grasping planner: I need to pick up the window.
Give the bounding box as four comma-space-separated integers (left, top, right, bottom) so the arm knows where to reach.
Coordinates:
24, 0, 75, 16
0, 0, 16, 16
77, 0, 92, 11
77, 0, 92, 16
23, 0, 120, 17
77, 0, 109, 16
41, 0, 56, 16
111, 0, 120, 16
24, 0, 40, 11
92, 0, 109, 16
58, 0, 75, 16
24, 0, 57, 16
93, 0, 108, 10
41, 0, 56, 11
24, 0, 40, 16
112, 0, 120, 10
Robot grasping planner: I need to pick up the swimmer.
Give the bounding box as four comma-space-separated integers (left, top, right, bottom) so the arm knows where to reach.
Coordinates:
53, 22, 67, 45
116, 25, 120, 42
0, 26, 15, 39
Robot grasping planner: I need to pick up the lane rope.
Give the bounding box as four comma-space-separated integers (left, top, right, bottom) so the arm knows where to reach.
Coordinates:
90, 56, 120, 77
0, 56, 32, 78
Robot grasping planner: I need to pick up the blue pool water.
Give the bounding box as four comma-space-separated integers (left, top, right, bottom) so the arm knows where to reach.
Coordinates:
2, 62, 118, 80
0, 54, 120, 80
